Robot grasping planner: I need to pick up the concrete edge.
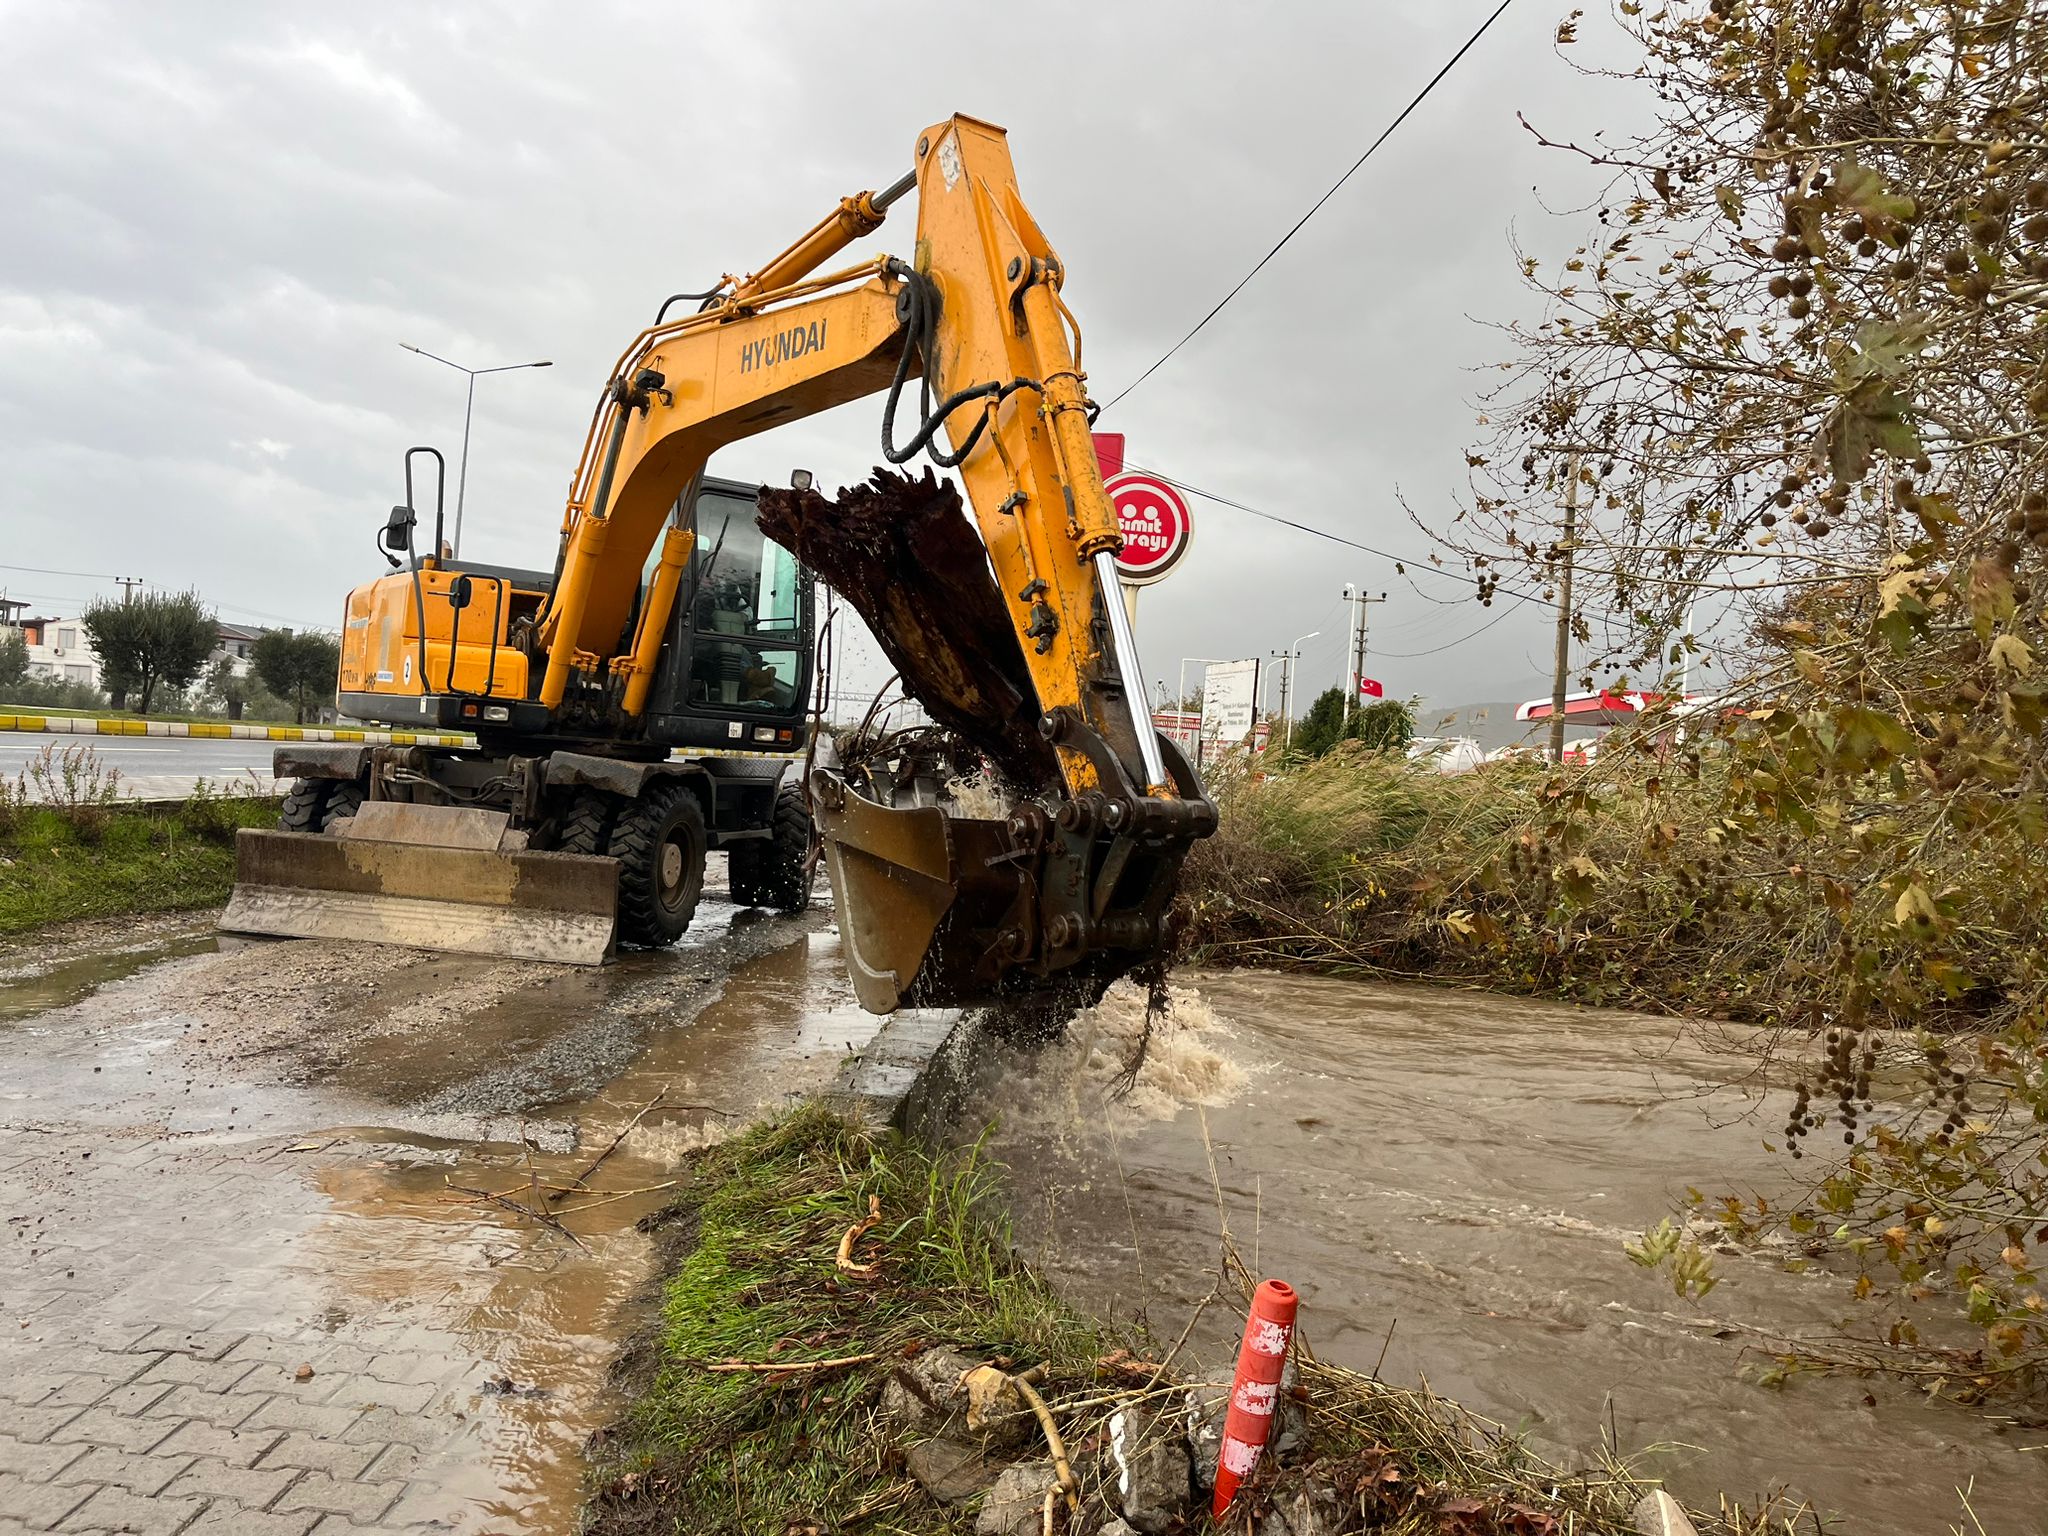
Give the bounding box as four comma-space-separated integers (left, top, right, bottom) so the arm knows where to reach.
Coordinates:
829, 1010, 971, 1134
0, 713, 473, 747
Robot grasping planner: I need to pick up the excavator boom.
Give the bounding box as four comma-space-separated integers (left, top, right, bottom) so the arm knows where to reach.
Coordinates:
535, 113, 1214, 1009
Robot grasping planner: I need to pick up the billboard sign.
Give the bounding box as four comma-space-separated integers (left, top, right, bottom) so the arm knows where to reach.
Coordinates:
1198, 658, 1261, 762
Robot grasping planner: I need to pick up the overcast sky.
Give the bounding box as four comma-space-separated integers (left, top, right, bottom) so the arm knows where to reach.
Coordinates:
0, 1, 1646, 715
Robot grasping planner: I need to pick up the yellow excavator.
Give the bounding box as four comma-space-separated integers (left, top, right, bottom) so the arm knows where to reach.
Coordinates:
222, 113, 1215, 1014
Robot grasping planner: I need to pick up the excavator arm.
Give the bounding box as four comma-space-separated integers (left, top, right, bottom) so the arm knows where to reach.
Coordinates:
534, 113, 1216, 1011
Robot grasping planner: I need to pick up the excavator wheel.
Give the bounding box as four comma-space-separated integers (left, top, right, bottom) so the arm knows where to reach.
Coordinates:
556, 791, 615, 856
277, 781, 328, 833
727, 781, 814, 913
612, 782, 706, 948
320, 781, 366, 832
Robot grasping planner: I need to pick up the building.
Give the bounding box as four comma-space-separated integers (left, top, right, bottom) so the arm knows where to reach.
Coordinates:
15, 615, 102, 689
211, 621, 265, 677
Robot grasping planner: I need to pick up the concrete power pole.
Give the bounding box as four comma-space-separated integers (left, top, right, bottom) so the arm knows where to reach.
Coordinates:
1549, 454, 1581, 765
115, 577, 143, 605
1341, 585, 1387, 726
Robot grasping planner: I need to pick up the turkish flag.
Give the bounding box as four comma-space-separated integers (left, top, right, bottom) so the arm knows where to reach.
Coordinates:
1359, 677, 1384, 698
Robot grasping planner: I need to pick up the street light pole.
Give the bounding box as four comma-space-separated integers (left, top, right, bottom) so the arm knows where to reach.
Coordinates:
400, 344, 552, 558
1271, 629, 1319, 754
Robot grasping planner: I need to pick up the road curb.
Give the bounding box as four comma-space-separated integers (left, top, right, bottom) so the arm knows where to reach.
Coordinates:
0, 714, 473, 748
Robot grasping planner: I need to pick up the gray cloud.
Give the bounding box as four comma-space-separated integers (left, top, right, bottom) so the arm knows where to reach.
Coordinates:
0, 0, 1643, 710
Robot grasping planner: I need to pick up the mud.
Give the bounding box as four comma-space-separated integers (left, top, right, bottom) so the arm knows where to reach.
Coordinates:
0, 881, 895, 1534
757, 467, 1055, 785
958, 970, 2043, 1533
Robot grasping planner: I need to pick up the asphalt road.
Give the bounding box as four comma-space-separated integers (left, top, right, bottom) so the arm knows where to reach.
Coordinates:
3, 730, 278, 796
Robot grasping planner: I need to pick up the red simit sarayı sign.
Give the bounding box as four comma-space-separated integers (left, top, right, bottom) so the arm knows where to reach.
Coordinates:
1105, 472, 1193, 585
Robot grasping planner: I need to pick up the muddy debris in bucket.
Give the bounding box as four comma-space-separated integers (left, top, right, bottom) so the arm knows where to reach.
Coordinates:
756, 467, 1058, 789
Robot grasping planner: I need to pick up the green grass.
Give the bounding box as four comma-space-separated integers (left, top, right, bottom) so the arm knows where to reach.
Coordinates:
587, 1106, 1755, 1536
585, 1106, 1103, 1536
0, 795, 276, 935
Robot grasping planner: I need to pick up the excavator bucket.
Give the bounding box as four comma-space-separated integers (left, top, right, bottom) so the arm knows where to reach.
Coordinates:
810, 779, 1015, 1014
220, 803, 619, 966
809, 754, 1204, 1016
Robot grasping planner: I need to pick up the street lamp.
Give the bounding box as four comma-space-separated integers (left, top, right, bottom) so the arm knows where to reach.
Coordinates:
400, 344, 552, 558
1272, 629, 1319, 753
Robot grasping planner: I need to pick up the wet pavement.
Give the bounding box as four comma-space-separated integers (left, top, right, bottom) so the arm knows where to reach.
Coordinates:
0, 887, 890, 1535
8, 908, 2043, 1534
957, 972, 2045, 1533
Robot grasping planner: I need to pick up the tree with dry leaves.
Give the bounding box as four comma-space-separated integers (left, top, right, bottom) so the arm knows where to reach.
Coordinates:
1437, 0, 2048, 1407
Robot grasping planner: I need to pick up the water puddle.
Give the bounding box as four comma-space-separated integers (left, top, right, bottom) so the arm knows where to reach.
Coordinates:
0, 894, 883, 1534
0, 913, 219, 1024
279, 922, 885, 1530
958, 969, 2043, 1532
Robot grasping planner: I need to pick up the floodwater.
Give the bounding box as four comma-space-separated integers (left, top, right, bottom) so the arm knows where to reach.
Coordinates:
0, 896, 885, 1534
8, 905, 2043, 1533
957, 971, 2045, 1532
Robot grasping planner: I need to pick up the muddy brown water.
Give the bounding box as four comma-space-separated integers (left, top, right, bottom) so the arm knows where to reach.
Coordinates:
5, 913, 2040, 1532
953, 971, 2044, 1532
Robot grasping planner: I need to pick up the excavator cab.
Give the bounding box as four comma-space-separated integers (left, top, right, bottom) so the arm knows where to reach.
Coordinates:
642, 483, 814, 755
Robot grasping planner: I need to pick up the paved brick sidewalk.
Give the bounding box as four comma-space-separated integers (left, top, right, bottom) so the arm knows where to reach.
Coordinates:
1, 1125, 564, 1535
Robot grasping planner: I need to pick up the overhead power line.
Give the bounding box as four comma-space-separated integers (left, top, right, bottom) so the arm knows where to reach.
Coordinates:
1122, 459, 1545, 610
1099, 0, 1517, 413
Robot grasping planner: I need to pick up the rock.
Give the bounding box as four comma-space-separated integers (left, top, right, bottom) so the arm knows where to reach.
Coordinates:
293, 1363, 314, 1382
906, 1438, 1005, 1504
1183, 1388, 1224, 1495
1633, 1491, 1700, 1536
1255, 1473, 1345, 1536
1096, 1521, 1139, 1536
879, 1348, 1033, 1447
1105, 1406, 1191, 1534
975, 1460, 1059, 1536
879, 1348, 979, 1437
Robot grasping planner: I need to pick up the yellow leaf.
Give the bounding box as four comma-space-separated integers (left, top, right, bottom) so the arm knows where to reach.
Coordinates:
1793, 649, 1827, 684
1990, 633, 2034, 677
1894, 883, 1937, 928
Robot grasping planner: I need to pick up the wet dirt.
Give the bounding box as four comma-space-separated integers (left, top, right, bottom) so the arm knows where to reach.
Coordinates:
0, 882, 886, 1534
953, 971, 2044, 1532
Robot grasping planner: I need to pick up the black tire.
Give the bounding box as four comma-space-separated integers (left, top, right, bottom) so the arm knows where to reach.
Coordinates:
557, 791, 614, 855
278, 780, 328, 832
728, 782, 815, 913
612, 782, 707, 948
319, 781, 366, 832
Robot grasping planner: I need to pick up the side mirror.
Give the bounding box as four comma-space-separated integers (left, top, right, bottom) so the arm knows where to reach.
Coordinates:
447, 575, 473, 610
381, 505, 417, 568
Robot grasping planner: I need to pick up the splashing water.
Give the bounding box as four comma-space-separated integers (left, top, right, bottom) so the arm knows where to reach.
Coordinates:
969, 977, 1249, 1132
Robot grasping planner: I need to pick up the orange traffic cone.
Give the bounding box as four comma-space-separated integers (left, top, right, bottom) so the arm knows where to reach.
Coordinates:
1211, 1278, 1298, 1518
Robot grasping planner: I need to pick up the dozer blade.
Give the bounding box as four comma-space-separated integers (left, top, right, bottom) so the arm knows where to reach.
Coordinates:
221, 824, 619, 966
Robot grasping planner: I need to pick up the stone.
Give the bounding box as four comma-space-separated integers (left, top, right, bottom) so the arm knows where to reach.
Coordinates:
905, 1438, 1004, 1504
1097, 1522, 1138, 1536
879, 1347, 978, 1437
1634, 1490, 1701, 1536
1105, 1406, 1190, 1535
879, 1348, 1032, 1448
1255, 1472, 1346, 1536
975, 1460, 1060, 1536
1183, 1389, 1224, 1495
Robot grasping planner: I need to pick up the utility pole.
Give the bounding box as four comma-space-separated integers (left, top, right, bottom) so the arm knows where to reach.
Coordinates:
1270, 628, 1319, 754
1549, 454, 1581, 765
115, 576, 143, 605
1340, 585, 1387, 725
